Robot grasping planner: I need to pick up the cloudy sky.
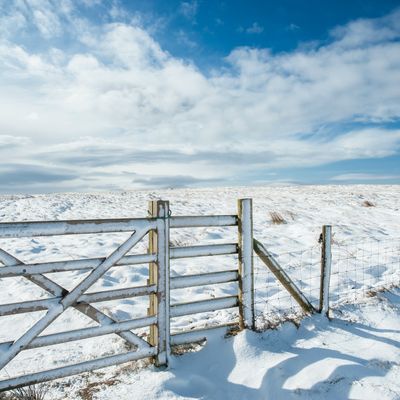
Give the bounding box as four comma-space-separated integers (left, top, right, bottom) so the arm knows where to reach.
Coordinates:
0, 0, 399, 193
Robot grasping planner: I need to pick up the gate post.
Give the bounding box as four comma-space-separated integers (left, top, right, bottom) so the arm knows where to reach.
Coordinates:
148, 200, 170, 366
237, 198, 255, 330
319, 225, 332, 317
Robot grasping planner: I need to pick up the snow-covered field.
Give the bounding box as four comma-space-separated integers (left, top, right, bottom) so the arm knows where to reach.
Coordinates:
0, 185, 399, 399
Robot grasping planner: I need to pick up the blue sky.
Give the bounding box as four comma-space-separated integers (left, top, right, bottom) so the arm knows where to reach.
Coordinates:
0, 0, 399, 193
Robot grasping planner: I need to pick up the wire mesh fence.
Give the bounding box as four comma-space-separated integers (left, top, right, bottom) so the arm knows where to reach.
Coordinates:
330, 237, 400, 306
253, 244, 321, 329
253, 235, 400, 330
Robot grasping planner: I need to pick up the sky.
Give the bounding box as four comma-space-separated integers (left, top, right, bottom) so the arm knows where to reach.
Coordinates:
0, 0, 400, 193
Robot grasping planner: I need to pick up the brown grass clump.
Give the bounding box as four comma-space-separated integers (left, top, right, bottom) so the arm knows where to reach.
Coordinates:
10, 385, 48, 400
172, 340, 206, 356
362, 200, 375, 207
78, 379, 119, 400
270, 211, 287, 225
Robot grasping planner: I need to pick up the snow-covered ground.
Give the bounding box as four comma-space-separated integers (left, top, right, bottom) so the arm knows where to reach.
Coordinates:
0, 185, 399, 399
65, 289, 400, 400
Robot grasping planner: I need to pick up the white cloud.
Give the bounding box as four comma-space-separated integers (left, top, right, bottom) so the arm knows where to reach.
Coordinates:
179, 1, 198, 21
0, 3, 400, 192
330, 9, 400, 48
175, 29, 197, 48
33, 8, 63, 38
287, 23, 300, 31
0, 135, 30, 148
246, 22, 264, 34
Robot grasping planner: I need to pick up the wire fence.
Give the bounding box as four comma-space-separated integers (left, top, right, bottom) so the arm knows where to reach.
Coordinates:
254, 244, 320, 329
330, 237, 400, 306
253, 235, 400, 330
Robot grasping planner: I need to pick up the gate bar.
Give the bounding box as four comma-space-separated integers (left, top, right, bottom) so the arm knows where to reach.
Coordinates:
170, 243, 237, 258
170, 215, 237, 228
171, 270, 238, 290
0, 315, 157, 351
0, 243, 237, 278
0, 253, 156, 278
0, 219, 156, 238
0, 284, 157, 317
0, 347, 157, 392
171, 295, 238, 318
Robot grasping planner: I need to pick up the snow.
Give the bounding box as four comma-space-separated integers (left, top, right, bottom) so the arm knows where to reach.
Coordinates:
0, 185, 399, 398
81, 290, 400, 400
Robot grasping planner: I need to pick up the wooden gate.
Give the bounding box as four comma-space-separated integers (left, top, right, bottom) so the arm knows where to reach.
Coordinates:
0, 199, 254, 391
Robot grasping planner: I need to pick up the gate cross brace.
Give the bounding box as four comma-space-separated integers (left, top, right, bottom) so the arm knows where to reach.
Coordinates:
0, 228, 150, 370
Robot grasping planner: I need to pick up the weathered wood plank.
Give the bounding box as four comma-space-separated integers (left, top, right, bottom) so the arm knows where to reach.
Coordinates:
148, 201, 158, 349
238, 199, 255, 330
319, 225, 332, 316
156, 201, 170, 366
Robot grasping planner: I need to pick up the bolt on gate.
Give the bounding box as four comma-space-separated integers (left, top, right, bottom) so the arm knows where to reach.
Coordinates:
0, 199, 254, 391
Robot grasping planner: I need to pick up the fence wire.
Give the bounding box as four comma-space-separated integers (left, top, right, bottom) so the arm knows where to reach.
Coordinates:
330, 237, 400, 306
253, 236, 400, 330
253, 244, 320, 329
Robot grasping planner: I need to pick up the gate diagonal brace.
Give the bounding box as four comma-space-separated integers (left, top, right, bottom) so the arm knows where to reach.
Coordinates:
253, 239, 315, 314
0, 228, 150, 370
0, 248, 150, 350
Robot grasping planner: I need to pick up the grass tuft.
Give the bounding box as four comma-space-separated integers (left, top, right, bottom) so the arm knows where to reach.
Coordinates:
269, 211, 287, 225
362, 200, 375, 207
11, 385, 48, 400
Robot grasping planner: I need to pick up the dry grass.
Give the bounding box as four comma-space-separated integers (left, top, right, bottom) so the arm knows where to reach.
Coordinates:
366, 285, 396, 298
269, 211, 287, 225
255, 313, 303, 331
362, 200, 375, 207
78, 379, 120, 400
10, 385, 48, 400
172, 340, 206, 356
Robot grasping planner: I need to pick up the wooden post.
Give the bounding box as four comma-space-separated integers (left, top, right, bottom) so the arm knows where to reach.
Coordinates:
319, 225, 332, 316
237, 199, 255, 330
148, 200, 170, 366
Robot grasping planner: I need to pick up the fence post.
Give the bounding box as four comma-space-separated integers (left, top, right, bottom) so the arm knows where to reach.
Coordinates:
319, 225, 332, 316
148, 200, 170, 366
237, 198, 255, 330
